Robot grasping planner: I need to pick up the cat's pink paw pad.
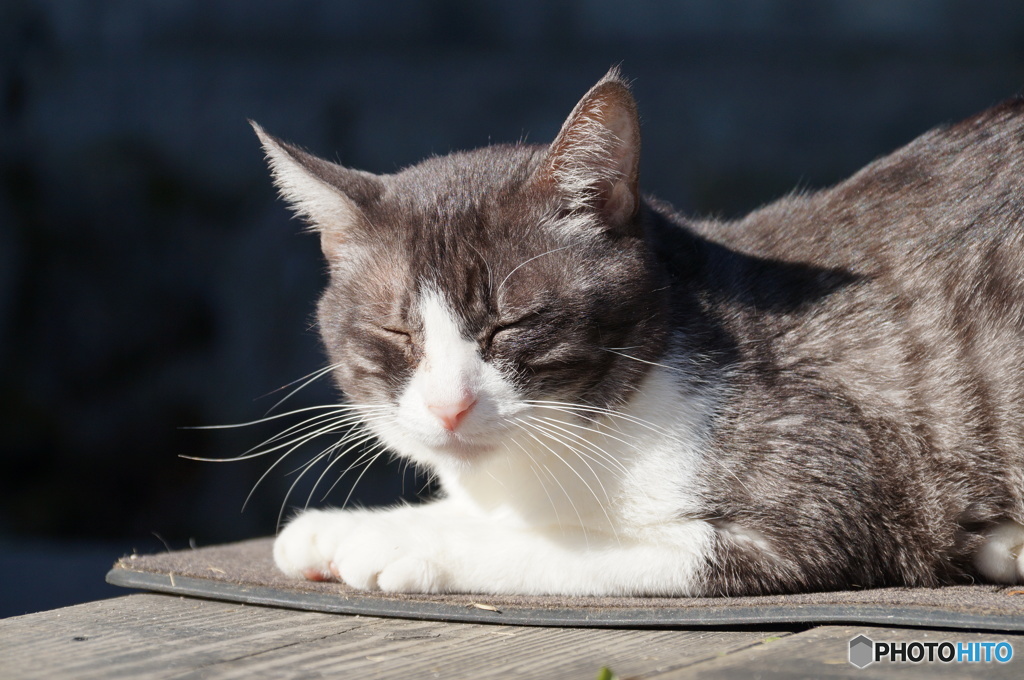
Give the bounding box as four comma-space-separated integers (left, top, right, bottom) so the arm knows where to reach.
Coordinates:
302, 568, 333, 582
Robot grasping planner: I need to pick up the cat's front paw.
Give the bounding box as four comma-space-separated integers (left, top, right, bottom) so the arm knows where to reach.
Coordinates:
273, 508, 449, 593
273, 508, 358, 582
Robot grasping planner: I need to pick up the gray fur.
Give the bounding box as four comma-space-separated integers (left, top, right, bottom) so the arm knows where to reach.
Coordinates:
256, 72, 1024, 595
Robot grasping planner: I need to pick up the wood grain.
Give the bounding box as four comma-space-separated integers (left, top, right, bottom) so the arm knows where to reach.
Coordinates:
0, 594, 791, 679
652, 625, 1024, 679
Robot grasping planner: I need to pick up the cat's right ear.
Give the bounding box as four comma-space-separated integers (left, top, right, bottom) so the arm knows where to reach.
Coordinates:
251, 122, 382, 260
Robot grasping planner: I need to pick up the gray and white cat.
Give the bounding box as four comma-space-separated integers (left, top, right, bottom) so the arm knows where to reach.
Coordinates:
254, 69, 1024, 596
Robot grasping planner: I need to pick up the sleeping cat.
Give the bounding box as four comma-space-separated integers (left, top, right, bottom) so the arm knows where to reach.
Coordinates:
253, 69, 1024, 596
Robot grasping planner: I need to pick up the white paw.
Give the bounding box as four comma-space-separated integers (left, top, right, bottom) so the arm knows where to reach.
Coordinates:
372, 555, 447, 593
273, 508, 448, 593
975, 520, 1024, 584
273, 508, 361, 581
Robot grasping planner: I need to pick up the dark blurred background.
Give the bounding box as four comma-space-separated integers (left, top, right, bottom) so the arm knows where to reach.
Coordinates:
2, 0, 1024, 617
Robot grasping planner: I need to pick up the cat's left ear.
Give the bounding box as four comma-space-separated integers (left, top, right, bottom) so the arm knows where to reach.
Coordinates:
537, 68, 641, 233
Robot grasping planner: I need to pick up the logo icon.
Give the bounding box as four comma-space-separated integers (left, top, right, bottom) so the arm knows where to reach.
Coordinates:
849, 634, 874, 668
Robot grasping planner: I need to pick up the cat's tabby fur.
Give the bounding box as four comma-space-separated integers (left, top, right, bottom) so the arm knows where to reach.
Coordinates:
255, 69, 1024, 596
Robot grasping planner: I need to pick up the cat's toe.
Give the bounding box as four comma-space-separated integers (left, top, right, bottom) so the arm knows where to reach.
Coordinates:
274, 509, 355, 581
334, 553, 383, 590
335, 552, 444, 593
332, 530, 400, 590
331, 521, 443, 593
377, 556, 447, 593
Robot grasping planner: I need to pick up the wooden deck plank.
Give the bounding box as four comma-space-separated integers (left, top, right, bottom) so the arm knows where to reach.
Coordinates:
654, 625, 1024, 679
0, 594, 791, 679
191, 612, 790, 680
0, 595, 376, 679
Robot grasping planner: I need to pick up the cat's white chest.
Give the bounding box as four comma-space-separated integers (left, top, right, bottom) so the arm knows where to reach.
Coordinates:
440, 363, 714, 538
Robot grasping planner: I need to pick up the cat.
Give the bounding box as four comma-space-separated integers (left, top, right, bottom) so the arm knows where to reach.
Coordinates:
252, 68, 1024, 596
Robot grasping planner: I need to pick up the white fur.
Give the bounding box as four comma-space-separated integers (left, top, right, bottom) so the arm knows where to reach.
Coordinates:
975, 520, 1024, 584
372, 289, 524, 469
274, 294, 722, 595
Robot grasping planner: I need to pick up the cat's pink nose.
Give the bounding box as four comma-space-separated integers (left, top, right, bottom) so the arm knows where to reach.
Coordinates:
428, 395, 477, 432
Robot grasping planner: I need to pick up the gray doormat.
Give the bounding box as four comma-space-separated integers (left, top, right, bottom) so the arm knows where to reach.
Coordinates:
106, 538, 1024, 631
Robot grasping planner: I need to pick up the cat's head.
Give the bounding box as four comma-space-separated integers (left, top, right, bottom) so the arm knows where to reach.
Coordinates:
254, 69, 669, 470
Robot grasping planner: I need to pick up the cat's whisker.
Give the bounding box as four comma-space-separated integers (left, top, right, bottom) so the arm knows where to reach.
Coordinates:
417, 467, 439, 499
524, 417, 620, 484
252, 409, 378, 455
496, 244, 575, 297
277, 444, 338, 528
339, 442, 392, 510
532, 411, 649, 462
182, 403, 376, 433
550, 408, 748, 502
524, 400, 675, 437
466, 240, 495, 298
524, 430, 618, 532
317, 441, 386, 503
514, 418, 611, 546
263, 362, 346, 414
259, 362, 341, 399
280, 418, 372, 477
279, 416, 397, 526
705, 455, 755, 499
526, 415, 631, 476
244, 411, 393, 512
601, 348, 687, 375
530, 416, 659, 510
181, 410, 368, 463
530, 399, 674, 435
523, 404, 633, 446
246, 442, 324, 513
310, 428, 387, 505
399, 456, 411, 497
527, 403, 750, 498
504, 435, 567, 535
520, 419, 622, 544
227, 410, 379, 464
316, 413, 403, 505
249, 406, 386, 453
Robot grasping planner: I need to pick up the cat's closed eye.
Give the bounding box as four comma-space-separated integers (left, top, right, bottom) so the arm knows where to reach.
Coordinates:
486, 322, 525, 348
379, 326, 412, 340
376, 325, 415, 352
485, 310, 546, 351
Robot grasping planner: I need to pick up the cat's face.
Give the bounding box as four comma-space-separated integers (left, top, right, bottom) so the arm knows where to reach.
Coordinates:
256, 70, 667, 470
